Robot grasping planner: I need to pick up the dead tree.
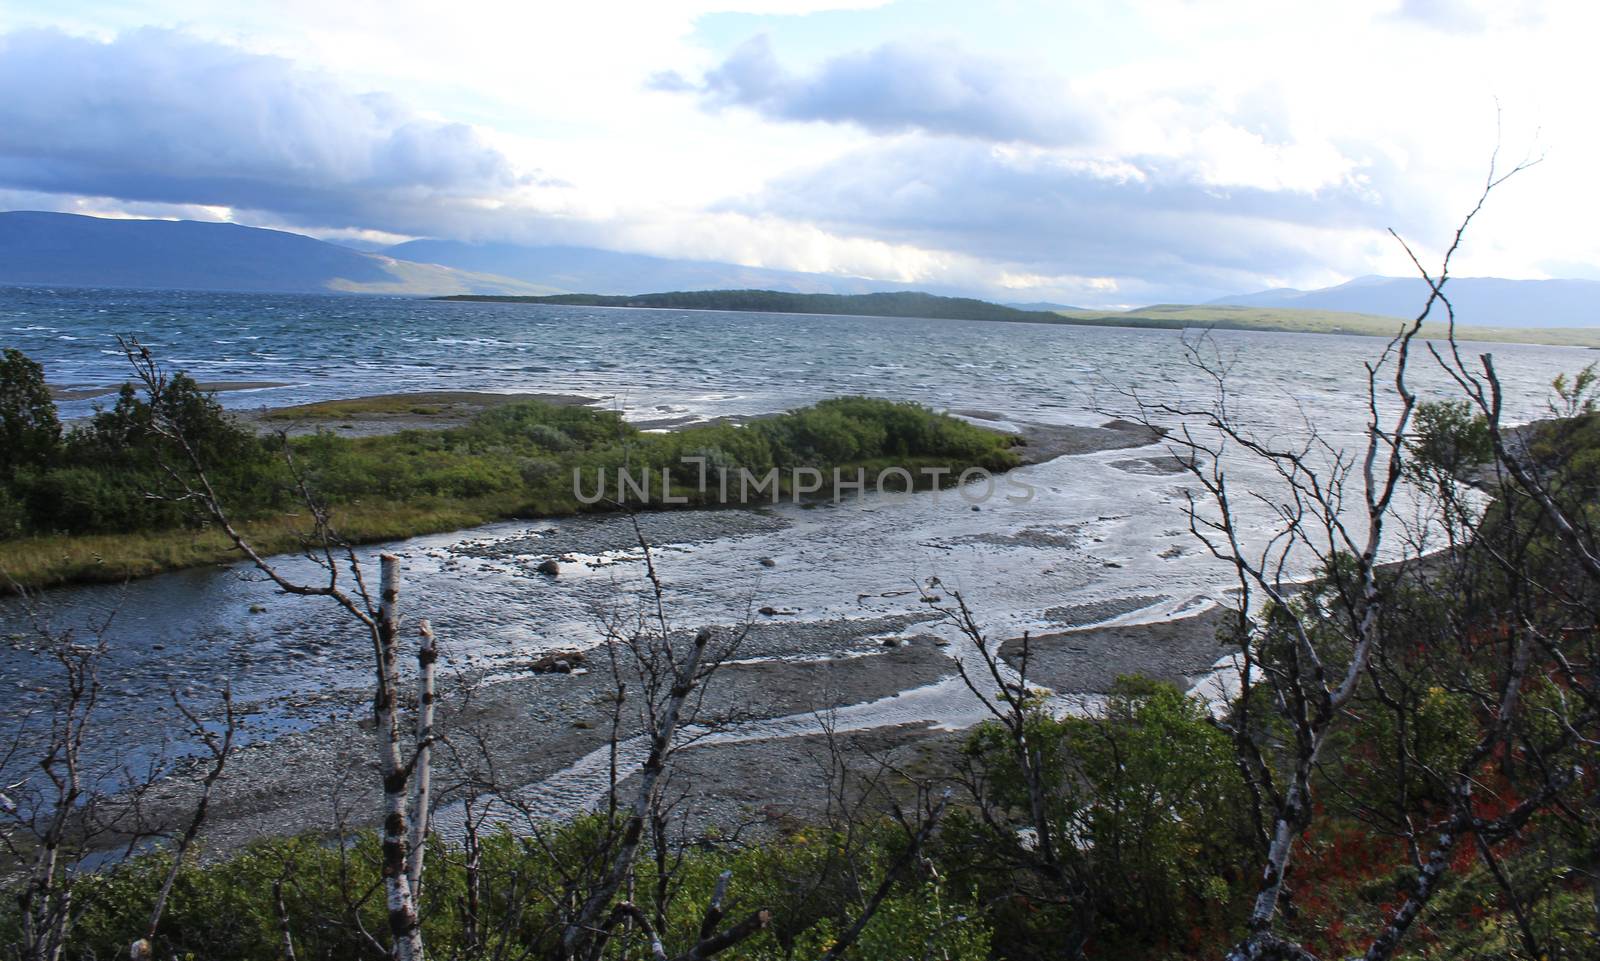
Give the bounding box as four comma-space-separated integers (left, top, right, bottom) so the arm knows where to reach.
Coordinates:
939, 590, 1095, 956
1, 633, 104, 961
119, 343, 438, 961
533, 520, 777, 961
1119, 154, 1594, 960
129, 686, 237, 961
447, 515, 943, 961
0, 605, 237, 961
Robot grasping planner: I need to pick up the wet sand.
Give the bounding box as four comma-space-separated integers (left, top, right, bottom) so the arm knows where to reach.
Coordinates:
140, 599, 1231, 857
146, 627, 960, 855
1000, 604, 1231, 692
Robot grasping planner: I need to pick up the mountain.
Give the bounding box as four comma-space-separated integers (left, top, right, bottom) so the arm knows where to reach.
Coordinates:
0, 211, 552, 296
385, 239, 949, 297
1210, 276, 1600, 328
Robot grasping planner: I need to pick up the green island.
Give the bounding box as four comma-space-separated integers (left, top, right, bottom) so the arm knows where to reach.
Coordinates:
438, 288, 1600, 348
0, 348, 1019, 589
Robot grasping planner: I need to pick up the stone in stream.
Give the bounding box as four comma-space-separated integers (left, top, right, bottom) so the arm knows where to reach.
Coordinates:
528, 650, 586, 673
536, 558, 561, 576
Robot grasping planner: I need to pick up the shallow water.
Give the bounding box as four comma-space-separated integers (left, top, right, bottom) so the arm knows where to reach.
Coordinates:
0, 285, 1587, 779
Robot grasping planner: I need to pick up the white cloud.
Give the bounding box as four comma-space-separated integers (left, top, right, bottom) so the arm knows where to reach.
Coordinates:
0, 0, 1594, 301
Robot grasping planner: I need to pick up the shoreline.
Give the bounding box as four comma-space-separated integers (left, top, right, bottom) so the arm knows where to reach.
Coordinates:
5, 388, 1210, 860
132, 602, 1231, 859
438, 294, 1600, 350
0, 389, 1163, 591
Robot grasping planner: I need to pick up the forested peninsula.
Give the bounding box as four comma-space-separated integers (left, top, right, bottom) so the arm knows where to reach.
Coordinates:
438, 288, 1600, 347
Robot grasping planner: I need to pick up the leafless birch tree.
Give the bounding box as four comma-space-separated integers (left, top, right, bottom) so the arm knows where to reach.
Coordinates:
120, 342, 438, 961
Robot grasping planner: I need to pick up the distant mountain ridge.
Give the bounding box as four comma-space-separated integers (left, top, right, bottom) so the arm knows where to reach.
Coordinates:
5, 212, 1598, 341
0, 211, 552, 296
384, 239, 950, 297
1211, 275, 1600, 328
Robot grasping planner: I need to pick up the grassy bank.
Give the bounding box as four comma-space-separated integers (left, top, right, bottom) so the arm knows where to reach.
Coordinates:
0, 372, 1020, 589
440, 288, 1600, 348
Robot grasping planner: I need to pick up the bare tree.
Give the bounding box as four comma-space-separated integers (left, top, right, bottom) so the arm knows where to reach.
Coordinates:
119, 341, 438, 961
129, 686, 237, 961
1113, 154, 1597, 960
939, 591, 1093, 956
0, 605, 237, 961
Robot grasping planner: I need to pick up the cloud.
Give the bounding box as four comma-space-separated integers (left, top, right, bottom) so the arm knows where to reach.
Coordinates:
657, 34, 1097, 145
0, 28, 530, 232
1389, 0, 1489, 32
730, 137, 1408, 301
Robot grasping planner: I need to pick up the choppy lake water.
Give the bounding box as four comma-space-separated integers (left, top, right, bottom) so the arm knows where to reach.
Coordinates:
1, 285, 1590, 774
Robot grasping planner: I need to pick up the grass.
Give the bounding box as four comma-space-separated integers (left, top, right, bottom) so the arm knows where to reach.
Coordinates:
0, 501, 507, 588
1, 395, 1020, 590
442, 289, 1600, 349
1059, 304, 1600, 348
259, 391, 561, 421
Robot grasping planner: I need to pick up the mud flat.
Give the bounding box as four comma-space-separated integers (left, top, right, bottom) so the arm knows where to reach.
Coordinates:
144, 626, 958, 856
138, 601, 1230, 856
40, 393, 1210, 853
953, 410, 1165, 465
999, 603, 1231, 693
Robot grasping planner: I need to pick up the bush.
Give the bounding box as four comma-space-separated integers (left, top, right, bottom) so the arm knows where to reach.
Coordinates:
950, 677, 1255, 957
1407, 398, 1490, 479
0, 347, 61, 477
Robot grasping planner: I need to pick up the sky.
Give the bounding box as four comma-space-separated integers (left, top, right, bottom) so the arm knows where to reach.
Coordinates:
0, 0, 1591, 306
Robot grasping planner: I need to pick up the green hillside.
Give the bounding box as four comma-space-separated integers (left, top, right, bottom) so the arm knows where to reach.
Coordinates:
438, 289, 1600, 348
1070, 304, 1600, 348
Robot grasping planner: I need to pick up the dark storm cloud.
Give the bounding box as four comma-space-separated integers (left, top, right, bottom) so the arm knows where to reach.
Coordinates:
731, 138, 1414, 301
655, 34, 1097, 146
0, 28, 525, 231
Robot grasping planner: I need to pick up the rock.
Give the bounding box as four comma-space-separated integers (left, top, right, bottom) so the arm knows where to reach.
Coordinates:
529, 650, 586, 673
536, 559, 561, 576
881, 637, 901, 648
248, 603, 267, 614
970, 504, 981, 511
759, 557, 777, 568
758, 606, 778, 616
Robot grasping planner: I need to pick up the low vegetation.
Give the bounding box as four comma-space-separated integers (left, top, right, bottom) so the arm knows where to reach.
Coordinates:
0, 348, 1019, 588
440, 289, 1600, 348
5, 379, 1600, 958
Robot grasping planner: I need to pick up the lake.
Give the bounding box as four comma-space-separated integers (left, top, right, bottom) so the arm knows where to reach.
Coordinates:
1, 284, 1588, 770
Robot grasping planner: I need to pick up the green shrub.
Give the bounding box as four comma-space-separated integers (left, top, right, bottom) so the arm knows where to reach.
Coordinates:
0, 347, 61, 477
951, 677, 1255, 957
